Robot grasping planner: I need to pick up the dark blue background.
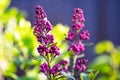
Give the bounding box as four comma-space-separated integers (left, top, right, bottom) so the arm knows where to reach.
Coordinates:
9, 0, 120, 61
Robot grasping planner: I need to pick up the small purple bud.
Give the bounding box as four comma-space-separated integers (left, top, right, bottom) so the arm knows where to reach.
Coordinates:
74, 8, 83, 14
60, 60, 68, 65
55, 51, 60, 55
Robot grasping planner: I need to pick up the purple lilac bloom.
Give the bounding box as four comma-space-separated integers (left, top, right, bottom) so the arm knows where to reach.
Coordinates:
50, 61, 68, 75
35, 5, 47, 19
34, 5, 55, 56
66, 8, 90, 55
49, 46, 60, 56
66, 8, 90, 76
50, 64, 60, 75
33, 5, 52, 43
75, 59, 88, 72
60, 60, 68, 66
40, 62, 49, 74
66, 30, 75, 41
37, 45, 49, 56
44, 34, 54, 45
68, 42, 85, 54
79, 30, 90, 40
72, 8, 85, 31
34, 5, 68, 78
60, 60, 68, 72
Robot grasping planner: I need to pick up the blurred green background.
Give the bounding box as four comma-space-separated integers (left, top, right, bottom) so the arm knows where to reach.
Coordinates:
0, 0, 120, 80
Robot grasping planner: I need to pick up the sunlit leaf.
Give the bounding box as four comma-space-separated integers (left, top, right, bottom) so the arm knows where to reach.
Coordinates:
4, 63, 16, 76
0, 0, 10, 15
95, 41, 114, 54
51, 24, 69, 53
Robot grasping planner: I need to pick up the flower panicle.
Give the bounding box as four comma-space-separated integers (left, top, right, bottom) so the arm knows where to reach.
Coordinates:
72, 8, 85, 31
34, 5, 52, 42
33, 5, 68, 79
66, 8, 90, 74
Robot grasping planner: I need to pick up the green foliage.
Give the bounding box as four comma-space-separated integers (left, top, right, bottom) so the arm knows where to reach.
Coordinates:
80, 70, 99, 80
89, 40, 120, 80
62, 72, 75, 80
51, 24, 69, 53
50, 24, 69, 64
95, 41, 114, 54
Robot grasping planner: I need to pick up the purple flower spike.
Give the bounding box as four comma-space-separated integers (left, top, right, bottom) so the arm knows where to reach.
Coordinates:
35, 5, 47, 20
72, 8, 85, 31
34, 5, 53, 43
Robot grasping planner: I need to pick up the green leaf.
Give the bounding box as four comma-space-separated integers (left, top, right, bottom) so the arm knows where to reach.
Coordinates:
95, 40, 114, 54
51, 24, 69, 53
80, 70, 99, 80
61, 72, 75, 80
4, 63, 17, 76
80, 73, 89, 80
0, 0, 10, 11
88, 70, 99, 80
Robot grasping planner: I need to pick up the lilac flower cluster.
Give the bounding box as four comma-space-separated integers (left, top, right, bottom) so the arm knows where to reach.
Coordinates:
72, 8, 85, 31
34, 5, 59, 57
68, 42, 85, 54
66, 8, 90, 74
33, 5, 68, 80
66, 8, 90, 54
50, 60, 68, 75
33, 5, 91, 79
49, 46, 60, 56
75, 59, 88, 72
67, 8, 90, 55
80, 30, 90, 40
40, 62, 49, 74
66, 31, 75, 41
34, 5, 53, 44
